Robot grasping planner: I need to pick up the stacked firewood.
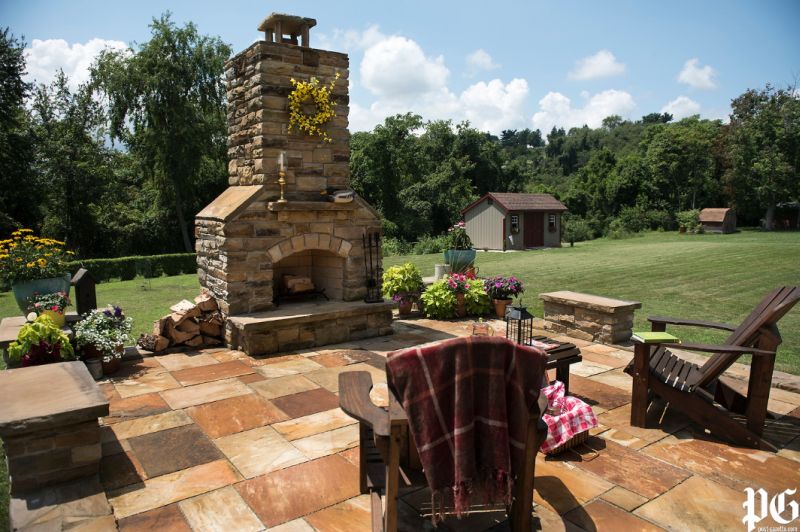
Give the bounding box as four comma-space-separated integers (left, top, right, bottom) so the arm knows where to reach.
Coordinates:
138, 293, 224, 353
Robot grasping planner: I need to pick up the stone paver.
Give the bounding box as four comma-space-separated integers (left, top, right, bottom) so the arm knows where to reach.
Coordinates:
178, 486, 264, 532
236, 454, 360, 528
215, 425, 308, 479
161, 377, 252, 409
188, 393, 288, 438
30, 318, 800, 531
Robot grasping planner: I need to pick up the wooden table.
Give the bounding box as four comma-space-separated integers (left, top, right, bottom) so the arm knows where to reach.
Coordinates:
529, 335, 582, 393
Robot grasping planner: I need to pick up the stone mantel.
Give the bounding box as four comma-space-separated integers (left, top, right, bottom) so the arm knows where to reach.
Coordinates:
267, 200, 359, 212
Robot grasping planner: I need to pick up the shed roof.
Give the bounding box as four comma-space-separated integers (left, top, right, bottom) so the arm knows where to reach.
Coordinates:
461, 193, 567, 214
699, 208, 732, 223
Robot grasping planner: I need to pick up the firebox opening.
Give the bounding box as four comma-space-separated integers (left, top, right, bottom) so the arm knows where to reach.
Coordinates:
273, 249, 344, 302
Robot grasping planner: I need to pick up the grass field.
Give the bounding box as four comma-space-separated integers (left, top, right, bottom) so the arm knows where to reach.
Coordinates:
1, 231, 798, 373
386, 230, 800, 374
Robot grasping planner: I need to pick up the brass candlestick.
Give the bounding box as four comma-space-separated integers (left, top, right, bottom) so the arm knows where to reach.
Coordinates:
277, 151, 288, 203
277, 170, 287, 203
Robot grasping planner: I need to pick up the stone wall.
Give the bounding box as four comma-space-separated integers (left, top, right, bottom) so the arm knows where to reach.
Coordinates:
539, 290, 641, 344
225, 41, 350, 198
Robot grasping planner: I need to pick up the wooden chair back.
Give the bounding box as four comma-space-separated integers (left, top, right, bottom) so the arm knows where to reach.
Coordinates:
689, 286, 800, 389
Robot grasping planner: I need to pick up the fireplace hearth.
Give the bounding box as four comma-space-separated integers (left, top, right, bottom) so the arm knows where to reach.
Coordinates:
195, 13, 393, 356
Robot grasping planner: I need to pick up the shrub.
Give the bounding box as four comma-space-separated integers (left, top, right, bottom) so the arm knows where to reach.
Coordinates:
562, 216, 594, 243
647, 209, 673, 231
676, 209, 701, 233
616, 205, 651, 233
411, 234, 449, 255
606, 218, 634, 240
382, 263, 423, 299
420, 279, 456, 319
66, 253, 196, 282
382, 237, 410, 257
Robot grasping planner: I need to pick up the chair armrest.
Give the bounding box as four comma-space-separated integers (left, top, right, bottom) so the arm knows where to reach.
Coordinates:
338, 371, 390, 436
648, 316, 737, 332
662, 342, 774, 357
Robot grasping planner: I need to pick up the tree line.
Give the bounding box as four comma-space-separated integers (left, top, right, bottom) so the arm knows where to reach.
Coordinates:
1, 16, 798, 261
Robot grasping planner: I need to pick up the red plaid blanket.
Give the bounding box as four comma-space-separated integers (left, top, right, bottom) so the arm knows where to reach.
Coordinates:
386, 336, 547, 518
540, 380, 597, 454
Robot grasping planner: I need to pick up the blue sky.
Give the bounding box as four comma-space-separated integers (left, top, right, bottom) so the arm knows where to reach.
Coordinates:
3, 0, 799, 134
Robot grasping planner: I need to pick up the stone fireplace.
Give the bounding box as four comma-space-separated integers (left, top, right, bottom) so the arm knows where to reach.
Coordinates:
195, 13, 393, 355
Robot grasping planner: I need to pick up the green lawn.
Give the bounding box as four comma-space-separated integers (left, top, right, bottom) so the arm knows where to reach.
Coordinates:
0, 274, 201, 350
387, 230, 800, 374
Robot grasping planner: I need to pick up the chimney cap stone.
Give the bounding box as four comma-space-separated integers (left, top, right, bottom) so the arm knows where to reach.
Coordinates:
258, 12, 317, 34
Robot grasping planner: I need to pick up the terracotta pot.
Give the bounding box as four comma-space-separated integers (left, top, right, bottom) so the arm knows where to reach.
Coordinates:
398, 300, 413, 316
493, 298, 512, 319
83, 343, 123, 375
455, 293, 467, 318
102, 355, 121, 375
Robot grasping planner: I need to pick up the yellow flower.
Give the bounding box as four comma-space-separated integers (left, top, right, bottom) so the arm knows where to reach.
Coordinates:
26, 262, 35, 268
38, 258, 47, 267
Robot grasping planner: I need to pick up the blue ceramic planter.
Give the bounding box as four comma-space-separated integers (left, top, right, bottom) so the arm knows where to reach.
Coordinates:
11, 273, 72, 314
444, 249, 476, 274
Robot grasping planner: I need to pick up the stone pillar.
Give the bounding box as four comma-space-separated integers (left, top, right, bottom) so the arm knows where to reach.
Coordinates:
0, 362, 109, 494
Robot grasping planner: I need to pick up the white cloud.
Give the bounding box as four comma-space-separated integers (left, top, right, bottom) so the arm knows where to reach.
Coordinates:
677, 58, 717, 90
350, 31, 528, 134
361, 35, 449, 100
660, 96, 701, 119
316, 25, 385, 52
459, 78, 528, 132
568, 50, 625, 80
531, 89, 636, 133
24, 38, 129, 91
465, 49, 500, 76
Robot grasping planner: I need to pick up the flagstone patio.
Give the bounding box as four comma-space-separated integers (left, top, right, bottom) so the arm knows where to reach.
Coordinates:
11, 317, 800, 531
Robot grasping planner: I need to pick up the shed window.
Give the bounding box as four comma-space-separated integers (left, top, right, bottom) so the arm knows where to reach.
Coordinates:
548, 214, 557, 232
510, 215, 519, 233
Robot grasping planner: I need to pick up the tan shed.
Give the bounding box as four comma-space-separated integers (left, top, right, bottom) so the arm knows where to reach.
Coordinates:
699, 208, 736, 234
461, 193, 567, 250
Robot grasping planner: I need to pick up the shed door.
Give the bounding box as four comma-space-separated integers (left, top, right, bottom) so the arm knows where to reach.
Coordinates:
524, 213, 544, 247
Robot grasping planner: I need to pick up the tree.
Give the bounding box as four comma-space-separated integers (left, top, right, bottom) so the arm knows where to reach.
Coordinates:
30, 71, 112, 255
725, 84, 800, 228
0, 29, 36, 233
92, 13, 231, 251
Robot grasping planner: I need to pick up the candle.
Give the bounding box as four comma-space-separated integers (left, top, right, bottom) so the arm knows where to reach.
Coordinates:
278, 152, 286, 172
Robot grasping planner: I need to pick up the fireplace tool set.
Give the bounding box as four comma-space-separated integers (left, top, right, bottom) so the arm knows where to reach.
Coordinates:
363, 231, 383, 303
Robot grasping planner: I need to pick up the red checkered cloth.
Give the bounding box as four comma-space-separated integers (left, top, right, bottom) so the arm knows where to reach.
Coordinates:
386, 336, 547, 519
539, 380, 597, 454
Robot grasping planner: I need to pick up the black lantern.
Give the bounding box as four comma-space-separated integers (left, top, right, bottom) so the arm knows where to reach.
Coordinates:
505, 304, 534, 346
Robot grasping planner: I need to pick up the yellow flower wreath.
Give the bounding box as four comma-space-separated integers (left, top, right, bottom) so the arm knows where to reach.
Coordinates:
287, 73, 341, 143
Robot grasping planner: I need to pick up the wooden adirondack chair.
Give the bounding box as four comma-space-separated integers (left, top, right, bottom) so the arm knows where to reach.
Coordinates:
338, 340, 549, 532
625, 286, 800, 451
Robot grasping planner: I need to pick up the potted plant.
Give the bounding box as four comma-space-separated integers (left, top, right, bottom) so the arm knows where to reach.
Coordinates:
73, 305, 133, 375
446, 273, 471, 317
382, 263, 424, 316
484, 275, 525, 318
29, 291, 71, 327
7, 314, 75, 367
443, 221, 476, 274
0, 229, 75, 313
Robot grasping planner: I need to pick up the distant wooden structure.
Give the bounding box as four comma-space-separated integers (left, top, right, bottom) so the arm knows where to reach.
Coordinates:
699, 208, 736, 234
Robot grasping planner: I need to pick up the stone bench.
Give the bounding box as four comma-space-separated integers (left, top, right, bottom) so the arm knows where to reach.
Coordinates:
539, 291, 641, 344
0, 361, 109, 495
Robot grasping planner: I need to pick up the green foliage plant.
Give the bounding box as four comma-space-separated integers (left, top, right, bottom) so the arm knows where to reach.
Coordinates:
8, 314, 74, 366
446, 221, 472, 250
562, 216, 594, 244
382, 263, 423, 300
676, 209, 700, 233
420, 279, 456, 319
0, 229, 74, 284
464, 280, 492, 316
